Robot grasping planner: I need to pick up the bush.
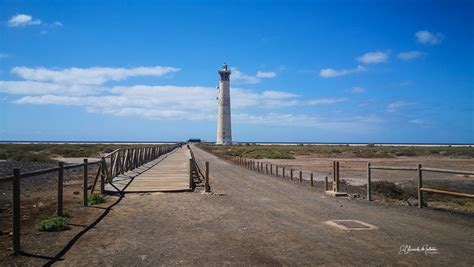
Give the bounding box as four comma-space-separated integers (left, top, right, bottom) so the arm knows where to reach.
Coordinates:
372, 181, 415, 200
36, 215, 69, 232
88, 193, 105, 205
10, 152, 54, 162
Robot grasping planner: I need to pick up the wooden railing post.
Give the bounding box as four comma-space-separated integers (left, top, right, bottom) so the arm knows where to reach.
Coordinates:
291, 169, 293, 180
325, 176, 328, 191
109, 154, 113, 180
332, 161, 340, 192
310, 173, 314, 187
189, 158, 193, 188
205, 162, 210, 192
57, 162, 64, 216
417, 163, 423, 208
12, 168, 21, 254
367, 163, 372, 201
100, 157, 106, 194
282, 167, 285, 178
83, 159, 88, 207
299, 171, 302, 183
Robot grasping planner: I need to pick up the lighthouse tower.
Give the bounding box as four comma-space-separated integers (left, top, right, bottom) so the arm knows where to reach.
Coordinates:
216, 63, 232, 145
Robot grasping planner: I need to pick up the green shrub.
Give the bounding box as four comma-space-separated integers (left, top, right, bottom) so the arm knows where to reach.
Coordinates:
372, 181, 416, 200
88, 193, 105, 205
36, 215, 69, 232
10, 152, 54, 162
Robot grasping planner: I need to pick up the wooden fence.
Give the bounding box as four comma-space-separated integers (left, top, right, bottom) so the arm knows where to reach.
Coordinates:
0, 143, 179, 254
228, 156, 474, 208
229, 156, 339, 192
187, 145, 210, 192
368, 163, 474, 207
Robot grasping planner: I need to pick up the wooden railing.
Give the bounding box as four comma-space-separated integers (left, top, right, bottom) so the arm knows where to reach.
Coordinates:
0, 143, 179, 254
187, 145, 210, 192
95, 145, 179, 193
229, 156, 326, 190
227, 156, 474, 209
367, 164, 474, 207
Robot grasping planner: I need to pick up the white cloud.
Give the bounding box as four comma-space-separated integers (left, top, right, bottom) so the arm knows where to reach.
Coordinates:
320, 65, 366, 78
5, 65, 354, 128
0, 53, 8, 59
398, 51, 426, 61
11, 66, 180, 85
415, 30, 444, 45
0, 81, 100, 95
347, 86, 365, 94
356, 51, 389, 64
256, 71, 276, 78
50, 21, 63, 27
8, 14, 41, 27
387, 101, 415, 112
305, 98, 347, 105
234, 113, 381, 130
261, 90, 297, 99
12, 83, 346, 121
231, 68, 276, 84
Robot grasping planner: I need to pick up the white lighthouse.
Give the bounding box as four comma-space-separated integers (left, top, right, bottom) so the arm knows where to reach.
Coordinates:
216, 63, 232, 145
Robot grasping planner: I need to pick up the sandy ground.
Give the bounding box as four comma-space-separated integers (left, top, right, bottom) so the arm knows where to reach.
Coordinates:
1, 145, 472, 265
0, 163, 104, 265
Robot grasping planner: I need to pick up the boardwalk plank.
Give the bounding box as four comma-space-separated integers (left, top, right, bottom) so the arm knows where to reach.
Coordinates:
105, 147, 191, 193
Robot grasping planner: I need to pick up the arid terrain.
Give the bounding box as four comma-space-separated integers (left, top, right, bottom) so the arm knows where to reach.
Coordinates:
200, 144, 474, 212
1, 145, 473, 265
0, 144, 473, 265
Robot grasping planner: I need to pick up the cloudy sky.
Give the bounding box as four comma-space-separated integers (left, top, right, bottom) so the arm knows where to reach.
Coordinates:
0, 1, 472, 143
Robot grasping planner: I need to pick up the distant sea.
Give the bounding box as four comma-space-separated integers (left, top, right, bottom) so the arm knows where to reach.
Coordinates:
0, 140, 472, 147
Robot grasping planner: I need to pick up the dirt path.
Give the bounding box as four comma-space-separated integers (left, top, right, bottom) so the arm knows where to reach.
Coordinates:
15, 145, 474, 266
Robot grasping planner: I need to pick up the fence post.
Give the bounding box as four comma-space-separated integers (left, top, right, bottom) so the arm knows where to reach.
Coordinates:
83, 159, 88, 207
205, 162, 210, 192
270, 164, 273, 175
299, 171, 302, 183
417, 163, 423, 208
100, 157, 106, 194
367, 163, 372, 201
12, 168, 21, 254
189, 158, 193, 188
332, 161, 340, 192
325, 176, 328, 191
57, 162, 64, 216
290, 169, 293, 180
310, 173, 314, 187
337, 161, 340, 191
282, 167, 285, 178
266, 164, 268, 174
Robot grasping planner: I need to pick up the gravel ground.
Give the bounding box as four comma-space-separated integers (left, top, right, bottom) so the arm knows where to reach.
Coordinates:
2, 145, 470, 266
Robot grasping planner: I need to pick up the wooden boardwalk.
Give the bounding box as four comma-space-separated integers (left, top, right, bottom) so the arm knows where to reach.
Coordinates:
105, 147, 192, 193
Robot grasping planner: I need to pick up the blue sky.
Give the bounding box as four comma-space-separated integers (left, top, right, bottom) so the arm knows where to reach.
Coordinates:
0, 0, 473, 143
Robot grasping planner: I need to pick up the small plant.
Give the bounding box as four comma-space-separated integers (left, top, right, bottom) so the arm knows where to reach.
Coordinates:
88, 193, 105, 205
36, 215, 69, 232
